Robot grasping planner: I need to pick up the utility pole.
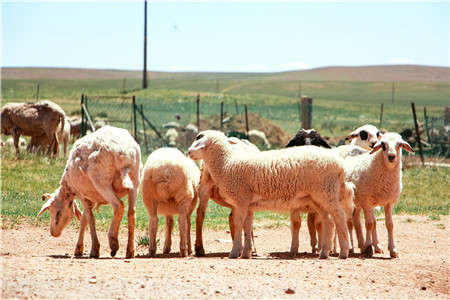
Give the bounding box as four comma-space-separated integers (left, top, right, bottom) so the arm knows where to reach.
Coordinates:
143, 0, 148, 89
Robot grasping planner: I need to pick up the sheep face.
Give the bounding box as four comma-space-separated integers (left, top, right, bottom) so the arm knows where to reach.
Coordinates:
370, 133, 414, 168
345, 125, 382, 150
286, 129, 331, 149
38, 193, 82, 237
188, 130, 234, 160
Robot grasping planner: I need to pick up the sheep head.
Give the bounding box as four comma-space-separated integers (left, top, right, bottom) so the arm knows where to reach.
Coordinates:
188, 130, 234, 161
345, 125, 382, 150
286, 129, 331, 149
37, 192, 82, 237
369, 132, 414, 168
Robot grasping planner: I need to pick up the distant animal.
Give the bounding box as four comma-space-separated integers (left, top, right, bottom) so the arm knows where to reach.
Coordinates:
1, 100, 66, 157
285, 128, 331, 148
67, 116, 82, 142
248, 129, 271, 149
28, 116, 71, 157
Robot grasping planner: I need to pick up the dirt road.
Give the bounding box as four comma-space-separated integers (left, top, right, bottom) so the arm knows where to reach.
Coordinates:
1, 215, 449, 299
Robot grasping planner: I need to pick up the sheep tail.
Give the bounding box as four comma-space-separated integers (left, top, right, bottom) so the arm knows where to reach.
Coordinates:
340, 181, 355, 217
121, 166, 134, 189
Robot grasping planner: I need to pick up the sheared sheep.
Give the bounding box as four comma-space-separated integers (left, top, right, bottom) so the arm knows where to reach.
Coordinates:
345, 132, 414, 258
1, 100, 66, 157
141, 147, 200, 257
68, 116, 82, 142
38, 126, 142, 258
195, 137, 259, 256
28, 116, 71, 157
189, 130, 353, 259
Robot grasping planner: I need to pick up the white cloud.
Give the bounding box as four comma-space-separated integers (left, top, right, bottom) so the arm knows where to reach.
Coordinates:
388, 58, 416, 65
279, 62, 313, 71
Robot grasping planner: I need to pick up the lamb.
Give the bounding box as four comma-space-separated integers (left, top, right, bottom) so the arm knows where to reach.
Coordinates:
141, 147, 200, 257
188, 130, 354, 259
38, 126, 142, 258
248, 129, 271, 149
344, 132, 414, 258
28, 116, 71, 157
345, 124, 382, 150
1, 100, 66, 157
195, 137, 259, 256
285, 129, 352, 254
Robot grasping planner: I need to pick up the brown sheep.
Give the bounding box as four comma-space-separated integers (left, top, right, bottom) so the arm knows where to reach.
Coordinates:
1, 100, 66, 157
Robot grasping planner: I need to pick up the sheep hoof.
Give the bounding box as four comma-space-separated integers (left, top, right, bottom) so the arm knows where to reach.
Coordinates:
390, 249, 399, 258
126, 249, 135, 259
110, 250, 117, 257
349, 248, 354, 255
74, 247, 84, 257
228, 252, 239, 259
339, 250, 349, 259
319, 251, 329, 259
374, 245, 383, 254
364, 246, 373, 258
149, 250, 156, 257
195, 246, 205, 257
90, 252, 99, 258
180, 249, 188, 257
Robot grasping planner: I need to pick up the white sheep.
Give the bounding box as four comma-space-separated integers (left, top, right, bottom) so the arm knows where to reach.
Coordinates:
248, 129, 271, 149
164, 128, 179, 147
141, 147, 200, 257
38, 126, 142, 258
194, 137, 260, 256
345, 124, 382, 151
189, 130, 354, 259
344, 132, 414, 258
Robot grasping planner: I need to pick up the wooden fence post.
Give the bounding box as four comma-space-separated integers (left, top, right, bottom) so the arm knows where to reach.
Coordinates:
379, 103, 384, 128
411, 102, 424, 166
132, 95, 137, 141
245, 104, 249, 139
81, 94, 85, 136
301, 96, 313, 129
220, 101, 224, 132
141, 104, 149, 153
196, 94, 200, 131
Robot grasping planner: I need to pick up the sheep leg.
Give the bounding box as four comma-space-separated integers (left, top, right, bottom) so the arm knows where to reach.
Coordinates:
194, 189, 209, 257
186, 211, 192, 255
371, 211, 383, 254
229, 210, 235, 241
11, 130, 21, 157
229, 208, 245, 259
164, 216, 174, 254
74, 211, 88, 256
242, 211, 253, 259
352, 206, 365, 252
126, 188, 137, 259
307, 212, 318, 253
84, 205, 100, 258
178, 205, 190, 257
147, 201, 158, 257
289, 209, 301, 256
320, 197, 350, 259
316, 215, 323, 253
317, 209, 333, 259
362, 206, 375, 258
385, 203, 399, 258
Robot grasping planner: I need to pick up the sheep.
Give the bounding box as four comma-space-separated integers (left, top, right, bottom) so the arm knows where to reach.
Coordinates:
93, 117, 109, 130
343, 132, 414, 258
248, 129, 271, 149
141, 147, 200, 257
285, 129, 353, 254
37, 126, 142, 258
1, 137, 27, 154
345, 124, 382, 150
195, 137, 260, 257
28, 116, 71, 157
1, 100, 66, 157
188, 130, 354, 259
164, 128, 179, 147
68, 116, 82, 142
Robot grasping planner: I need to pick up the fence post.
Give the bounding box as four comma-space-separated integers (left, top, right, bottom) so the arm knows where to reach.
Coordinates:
234, 98, 239, 115
36, 84, 40, 102
301, 96, 313, 129
411, 102, 424, 166
424, 107, 430, 143
196, 94, 200, 131
132, 95, 137, 141
81, 94, 85, 136
297, 100, 302, 123
220, 101, 224, 132
245, 104, 249, 139
141, 104, 149, 153
379, 103, 384, 128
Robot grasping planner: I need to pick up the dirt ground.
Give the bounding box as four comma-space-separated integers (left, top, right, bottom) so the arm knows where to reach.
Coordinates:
1, 214, 449, 299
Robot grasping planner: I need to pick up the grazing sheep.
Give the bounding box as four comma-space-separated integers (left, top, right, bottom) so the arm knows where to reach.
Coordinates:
345, 124, 382, 150
68, 116, 82, 142
141, 147, 200, 257
344, 132, 414, 258
164, 128, 179, 147
2, 137, 27, 154
286, 129, 353, 254
189, 130, 353, 259
1, 100, 66, 157
248, 129, 271, 149
28, 116, 71, 157
38, 126, 142, 258
195, 137, 259, 256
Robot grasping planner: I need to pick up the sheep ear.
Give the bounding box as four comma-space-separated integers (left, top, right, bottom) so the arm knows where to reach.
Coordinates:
37, 198, 53, 217
345, 131, 359, 141
73, 201, 82, 221
319, 138, 332, 149
370, 142, 383, 154
42, 193, 52, 201
227, 138, 237, 145
400, 141, 414, 153
285, 138, 296, 148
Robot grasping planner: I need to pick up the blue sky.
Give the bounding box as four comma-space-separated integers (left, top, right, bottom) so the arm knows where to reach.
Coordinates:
2, 1, 449, 72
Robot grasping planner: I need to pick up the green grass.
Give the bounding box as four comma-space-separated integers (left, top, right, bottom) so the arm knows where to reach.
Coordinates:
1, 153, 448, 232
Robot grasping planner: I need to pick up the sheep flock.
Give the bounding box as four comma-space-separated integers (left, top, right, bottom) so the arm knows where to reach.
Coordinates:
2, 100, 416, 260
